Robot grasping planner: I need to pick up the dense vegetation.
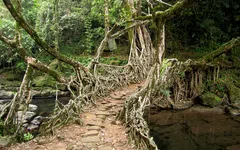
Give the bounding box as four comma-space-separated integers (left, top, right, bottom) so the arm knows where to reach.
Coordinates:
0, 0, 239, 70
0, 0, 239, 149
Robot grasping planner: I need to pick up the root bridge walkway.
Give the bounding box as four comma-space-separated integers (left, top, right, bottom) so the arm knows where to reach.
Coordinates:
8, 82, 145, 150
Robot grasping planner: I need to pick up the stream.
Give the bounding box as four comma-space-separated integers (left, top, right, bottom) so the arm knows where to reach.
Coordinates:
144, 105, 240, 150
0, 96, 69, 116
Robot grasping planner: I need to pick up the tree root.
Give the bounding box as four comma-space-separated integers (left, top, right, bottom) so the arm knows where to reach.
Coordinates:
117, 59, 220, 150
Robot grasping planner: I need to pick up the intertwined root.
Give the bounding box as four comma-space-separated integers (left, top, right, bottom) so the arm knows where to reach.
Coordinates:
117, 59, 219, 150
37, 26, 153, 134
0, 64, 33, 135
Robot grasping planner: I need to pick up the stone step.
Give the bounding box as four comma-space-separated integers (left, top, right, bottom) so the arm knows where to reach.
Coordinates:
82, 130, 99, 137
96, 115, 107, 120
84, 143, 97, 149
87, 126, 101, 131
95, 111, 110, 116
87, 122, 105, 128
81, 136, 101, 143
98, 108, 108, 111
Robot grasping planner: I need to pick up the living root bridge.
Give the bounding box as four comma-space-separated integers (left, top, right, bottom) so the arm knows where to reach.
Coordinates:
38, 22, 154, 133
0, 0, 153, 135
117, 58, 220, 150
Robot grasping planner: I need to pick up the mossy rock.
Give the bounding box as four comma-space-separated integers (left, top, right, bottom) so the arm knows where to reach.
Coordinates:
199, 92, 222, 107
227, 84, 240, 108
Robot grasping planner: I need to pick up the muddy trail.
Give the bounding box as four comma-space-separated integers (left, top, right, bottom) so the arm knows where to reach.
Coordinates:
6, 83, 145, 150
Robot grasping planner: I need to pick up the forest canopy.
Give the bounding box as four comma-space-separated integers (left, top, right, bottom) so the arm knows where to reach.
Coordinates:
0, 0, 239, 70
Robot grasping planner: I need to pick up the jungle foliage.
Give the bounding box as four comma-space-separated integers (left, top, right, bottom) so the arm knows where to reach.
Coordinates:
0, 0, 239, 70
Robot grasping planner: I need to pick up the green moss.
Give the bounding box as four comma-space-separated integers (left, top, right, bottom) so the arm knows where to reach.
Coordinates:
199, 92, 222, 107
33, 75, 56, 88
227, 84, 240, 104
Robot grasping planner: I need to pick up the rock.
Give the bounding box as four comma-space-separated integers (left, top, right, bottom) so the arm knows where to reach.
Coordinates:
111, 120, 121, 125
37, 139, 48, 145
87, 122, 105, 128
228, 108, 240, 116
87, 126, 101, 131
96, 115, 106, 120
98, 146, 114, 150
22, 123, 29, 128
25, 111, 36, 120
199, 92, 222, 107
58, 91, 70, 97
173, 100, 193, 110
57, 135, 65, 140
28, 104, 38, 112
228, 85, 240, 108
0, 90, 14, 99
82, 130, 99, 137
81, 136, 100, 143
0, 136, 17, 146
31, 116, 43, 125
84, 143, 97, 149
98, 108, 107, 111
67, 143, 83, 150
27, 124, 39, 131
95, 111, 109, 116
17, 111, 36, 122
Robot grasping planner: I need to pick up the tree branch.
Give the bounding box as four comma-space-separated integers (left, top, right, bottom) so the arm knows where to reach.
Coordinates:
110, 20, 149, 39
2, 0, 88, 73
200, 37, 240, 63
156, 0, 172, 7
0, 33, 16, 47
0, 33, 68, 84
134, 0, 192, 21
155, 0, 190, 21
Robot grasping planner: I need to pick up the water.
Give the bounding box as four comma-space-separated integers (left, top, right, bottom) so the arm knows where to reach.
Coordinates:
31, 97, 69, 116
144, 105, 240, 150
0, 97, 70, 116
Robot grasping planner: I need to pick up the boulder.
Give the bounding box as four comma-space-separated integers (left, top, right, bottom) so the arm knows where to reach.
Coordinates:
228, 85, 240, 108
226, 107, 240, 116
199, 92, 222, 107
28, 104, 38, 112
31, 116, 43, 125
0, 136, 17, 147
17, 111, 36, 122
0, 90, 14, 99
27, 124, 39, 131
173, 100, 193, 110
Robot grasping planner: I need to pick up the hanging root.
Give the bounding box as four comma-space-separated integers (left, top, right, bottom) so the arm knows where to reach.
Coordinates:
0, 63, 33, 136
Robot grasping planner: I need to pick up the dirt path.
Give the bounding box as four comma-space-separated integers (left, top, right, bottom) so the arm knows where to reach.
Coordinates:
7, 82, 144, 150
